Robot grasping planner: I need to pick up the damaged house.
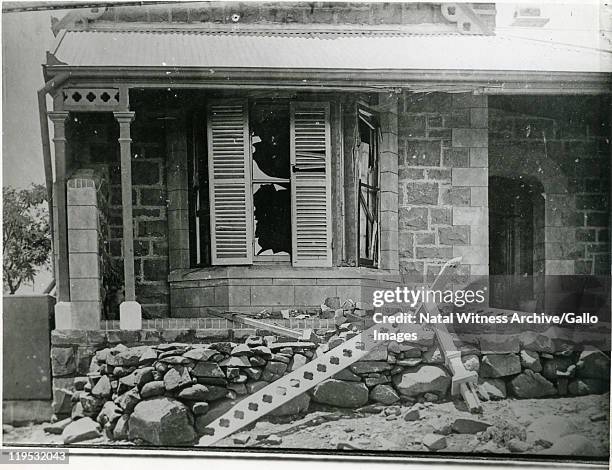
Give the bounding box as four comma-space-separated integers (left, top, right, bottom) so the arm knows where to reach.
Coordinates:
40, 2, 611, 331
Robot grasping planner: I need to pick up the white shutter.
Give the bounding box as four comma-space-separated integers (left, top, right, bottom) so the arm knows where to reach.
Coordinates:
290, 102, 332, 267
207, 99, 253, 265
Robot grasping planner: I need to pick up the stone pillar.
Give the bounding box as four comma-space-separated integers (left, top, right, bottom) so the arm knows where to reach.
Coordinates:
67, 171, 102, 329
450, 94, 489, 276
114, 111, 141, 330
378, 92, 400, 272
166, 116, 190, 271
49, 111, 72, 329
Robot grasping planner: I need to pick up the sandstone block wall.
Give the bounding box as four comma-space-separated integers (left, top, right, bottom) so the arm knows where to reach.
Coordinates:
398, 92, 489, 283
489, 104, 610, 276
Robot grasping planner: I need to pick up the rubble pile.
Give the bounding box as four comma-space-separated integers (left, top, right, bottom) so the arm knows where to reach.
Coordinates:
46, 302, 610, 447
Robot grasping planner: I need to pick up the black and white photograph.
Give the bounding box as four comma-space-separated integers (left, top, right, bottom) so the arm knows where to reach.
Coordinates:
2, 1, 611, 468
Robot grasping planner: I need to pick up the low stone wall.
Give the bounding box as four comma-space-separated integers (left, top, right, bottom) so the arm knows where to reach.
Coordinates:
49, 326, 610, 445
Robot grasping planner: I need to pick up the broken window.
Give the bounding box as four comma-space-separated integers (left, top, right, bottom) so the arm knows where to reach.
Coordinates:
357, 106, 380, 267
202, 98, 332, 267
250, 102, 291, 258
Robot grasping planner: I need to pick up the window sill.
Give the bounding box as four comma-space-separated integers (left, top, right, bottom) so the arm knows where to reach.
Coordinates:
168, 265, 394, 283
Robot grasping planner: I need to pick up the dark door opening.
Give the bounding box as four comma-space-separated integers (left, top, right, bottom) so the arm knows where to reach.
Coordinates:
489, 176, 544, 310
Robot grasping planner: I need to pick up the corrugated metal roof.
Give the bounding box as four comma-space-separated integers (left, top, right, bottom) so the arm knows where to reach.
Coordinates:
50, 29, 612, 73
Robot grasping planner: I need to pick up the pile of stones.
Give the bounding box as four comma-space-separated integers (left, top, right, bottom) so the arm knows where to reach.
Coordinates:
46, 322, 610, 446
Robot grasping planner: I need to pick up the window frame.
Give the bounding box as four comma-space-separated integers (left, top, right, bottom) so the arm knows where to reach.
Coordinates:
356, 104, 381, 268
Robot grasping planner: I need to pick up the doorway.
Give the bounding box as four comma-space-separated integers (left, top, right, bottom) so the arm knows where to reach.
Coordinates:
489, 176, 545, 310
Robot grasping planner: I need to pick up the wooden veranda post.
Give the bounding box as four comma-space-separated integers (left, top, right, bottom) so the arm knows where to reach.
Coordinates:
48, 111, 72, 328
114, 111, 141, 330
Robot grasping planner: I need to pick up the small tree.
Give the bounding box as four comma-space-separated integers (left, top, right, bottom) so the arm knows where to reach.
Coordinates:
3, 184, 51, 294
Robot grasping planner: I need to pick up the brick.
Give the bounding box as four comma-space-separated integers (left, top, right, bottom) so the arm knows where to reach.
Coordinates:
399, 207, 428, 230
143, 259, 168, 281
442, 148, 469, 167
400, 182, 439, 205
471, 187, 488, 206
430, 208, 451, 225
70, 278, 100, 302
399, 261, 425, 282
577, 195, 608, 210
380, 171, 399, 192
152, 241, 169, 256
439, 226, 470, 245
593, 254, 611, 275
380, 229, 398, 253
399, 167, 425, 180
404, 93, 451, 113
453, 245, 488, 265
403, 140, 441, 166
251, 285, 294, 306
445, 110, 470, 128
452, 168, 487, 187
470, 226, 489, 246
453, 207, 487, 226
575, 260, 593, 274
67, 206, 97, 230
452, 129, 488, 148
134, 239, 150, 257
399, 115, 426, 137
140, 188, 165, 206
67, 186, 97, 206
428, 129, 451, 139
576, 229, 596, 242
51, 347, 76, 377
441, 187, 470, 206
139, 220, 166, 238
295, 285, 336, 306
109, 239, 122, 256
469, 148, 488, 167
427, 116, 443, 128
132, 160, 160, 185
544, 260, 574, 275
68, 229, 98, 253
399, 233, 414, 258
470, 108, 488, 128
133, 208, 161, 218
451, 93, 487, 108
427, 169, 451, 181
416, 246, 453, 260
586, 212, 608, 227
68, 253, 99, 279
597, 229, 609, 242
415, 232, 435, 245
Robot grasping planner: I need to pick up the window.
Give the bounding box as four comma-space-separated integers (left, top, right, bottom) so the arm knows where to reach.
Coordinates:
205, 99, 332, 267
357, 106, 380, 267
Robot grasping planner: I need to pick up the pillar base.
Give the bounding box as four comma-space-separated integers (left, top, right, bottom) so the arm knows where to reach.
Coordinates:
120, 301, 142, 330
54, 302, 73, 330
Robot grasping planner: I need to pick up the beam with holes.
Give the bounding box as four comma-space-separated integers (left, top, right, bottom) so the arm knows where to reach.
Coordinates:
197, 331, 372, 446
198, 257, 481, 446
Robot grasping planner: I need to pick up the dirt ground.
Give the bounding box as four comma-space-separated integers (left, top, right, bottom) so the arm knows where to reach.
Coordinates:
3, 393, 609, 459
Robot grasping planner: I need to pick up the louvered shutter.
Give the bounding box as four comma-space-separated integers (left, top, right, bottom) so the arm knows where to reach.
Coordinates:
290, 102, 332, 267
207, 99, 253, 265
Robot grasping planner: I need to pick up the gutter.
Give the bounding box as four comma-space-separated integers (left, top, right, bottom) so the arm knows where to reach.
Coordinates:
37, 72, 70, 282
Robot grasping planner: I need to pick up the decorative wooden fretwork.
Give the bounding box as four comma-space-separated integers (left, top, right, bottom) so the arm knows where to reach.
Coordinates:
62, 88, 121, 111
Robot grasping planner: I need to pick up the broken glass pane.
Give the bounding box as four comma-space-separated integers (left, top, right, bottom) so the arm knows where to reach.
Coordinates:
250, 103, 290, 180
253, 183, 291, 255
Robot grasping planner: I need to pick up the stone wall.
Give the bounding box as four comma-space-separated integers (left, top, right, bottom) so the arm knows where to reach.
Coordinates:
49, 322, 610, 445
489, 105, 610, 277
398, 92, 489, 283
67, 113, 170, 319
169, 267, 398, 316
